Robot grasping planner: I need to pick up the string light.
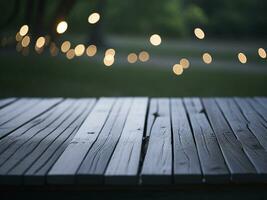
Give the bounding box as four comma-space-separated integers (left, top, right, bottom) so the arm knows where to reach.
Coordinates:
105, 48, 116, 56
238, 52, 247, 64
180, 58, 190, 69
258, 48, 266, 59
56, 21, 68, 34
61, 41, 71, 53
138, 51, 150, 62
150, 34, 161, 46
19, 25, 29, 36
66, 49, 75, 59
35, 36, 45, 48
194, 28, 205, 39
74, 44, 85, 56
86, 45, 97, 57
103, 54, 114, 66
21, 36, 30, 47
88, 12, 100, 24
15, 32, 23, 41
173, 64, 183, 75
202, 53, 212, 64
127, 53, 138, 63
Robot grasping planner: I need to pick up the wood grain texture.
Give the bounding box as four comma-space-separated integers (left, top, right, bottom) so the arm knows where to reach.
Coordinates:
105, 98, 148, 185
0, 98, 17, 109
141, 98, 172, 185
171, 98, 202, 183
184, 98, 229, 183
47, 98, 115, 184
255, 97, 267, 110
234, 98, 267, 151
203, 98, 256, 182
216, 98, 267, 180
0, 98, 62, 139
76, 98, 132, 184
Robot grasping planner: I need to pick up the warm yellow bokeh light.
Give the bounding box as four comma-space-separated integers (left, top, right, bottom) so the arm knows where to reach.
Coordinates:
74, 44, 85, 56
258, 48, 266, 59
35, 36, 45, 48
66, 49, 75, 59
56, 21, 68, 34
105, 48, 116, 56
194, 28, 205, 39
15, 32, 23, 41
150, 34, 161, 46
21, 36, 30, 47
173, 64, 183, 75
202, 53, 212, 64
61, 41, 71, 53
19, 25, 29, 37
180, 58, 190, 69
127, 53, 138, 63
139, 51, 150, 62
103, 55, 115, 66
238, 52, 247, 64
86, 45, 97, 57
88, 12, 100, 24
35, 45, 44, 54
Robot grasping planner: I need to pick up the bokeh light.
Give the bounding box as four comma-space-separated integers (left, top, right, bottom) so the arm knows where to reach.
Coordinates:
74, 44, 85, 56
103, 54, 115, 66
21, 36, 30, 47
258, 48, 266, 59
202, 53, 212, 64
138, 51, 150, 62
105, 48, 116, 56
238, 52, 247, 64
150, 34, 161, 46
61, 41, 71, 53
127, 53, 138, 63
56, 21, 68, 34
15, 32, 23, 42
19, 25, 29, 37
86, 45, 97, 57
180, 58, 190, 69
194, 28, 205, 39
35, 37, 45, 48
66, 49, 75, 59
172, 64, 183, 75
88, 12, 100, 24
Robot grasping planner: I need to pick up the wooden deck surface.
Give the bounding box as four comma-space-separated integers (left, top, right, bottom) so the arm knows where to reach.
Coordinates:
0, 97, 267, 186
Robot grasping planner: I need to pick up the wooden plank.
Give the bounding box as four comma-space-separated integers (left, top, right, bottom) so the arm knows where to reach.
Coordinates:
0, 98, 17, 109
20, 99, 95, 185
183, 98, 229, 183
216, 98, 267, 179
202, 98, 256, 182
171, 98, 202, 183
234, 98, 267, 151
105, 98, 148, 185
76, 98, 132, 184
47, 98, 115, 184
0, 99, 79, 184
246, 98, 267, 124
254, 97, 267, 110
141, 98, 172, 185
0, 98, 62, 139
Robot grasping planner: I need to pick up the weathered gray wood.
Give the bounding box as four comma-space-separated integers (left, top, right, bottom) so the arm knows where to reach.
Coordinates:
203, 98, 256, 182
216, 98, 267, 179
246, 98, 267, 124
141, 99, 172, 185
0, 98, 62, 139
22, 99, 96, 185
0, 98, 17, 109
47, 98, 115, 184
255, 97, 267, 110
105, 98, 148, 185
171, 98, 202, 183
0, 99, 82, 184
76, 98, 132, 184
234, 98, 267, 151
184, 98, 229, 183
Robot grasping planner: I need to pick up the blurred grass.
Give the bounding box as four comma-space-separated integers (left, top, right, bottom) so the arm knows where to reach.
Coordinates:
0, 53, 266, 97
